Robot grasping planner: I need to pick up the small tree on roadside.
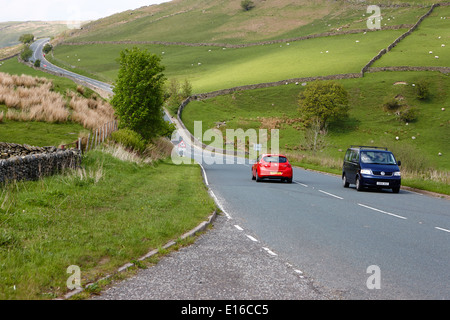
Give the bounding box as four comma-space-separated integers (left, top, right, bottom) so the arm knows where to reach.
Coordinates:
19, 34, 34, 44
111, 47, 168, 140
181, 78, 193, 98
20, 46, 33, 62
304, 117, 328, 153
43, 43, 53, 54
298, 80, 349, 129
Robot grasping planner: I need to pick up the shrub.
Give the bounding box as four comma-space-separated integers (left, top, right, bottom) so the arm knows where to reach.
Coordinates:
383, 97, 401, 112
415, 80, 430, 100
398, 107, 419, 123
110, 128, 146, 153
241, 0, 255, 11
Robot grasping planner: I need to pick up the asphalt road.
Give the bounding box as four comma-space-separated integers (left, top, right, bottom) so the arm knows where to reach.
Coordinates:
30, 38, 113, 94
173, 135, 450, 300
30, 41, 449, 300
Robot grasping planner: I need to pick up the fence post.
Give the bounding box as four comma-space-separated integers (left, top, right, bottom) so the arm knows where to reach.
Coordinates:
86, 133, 90, 152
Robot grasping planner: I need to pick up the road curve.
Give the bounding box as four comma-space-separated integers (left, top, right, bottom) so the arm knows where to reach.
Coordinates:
30, 38, 114, 95
30, 40, 450, 300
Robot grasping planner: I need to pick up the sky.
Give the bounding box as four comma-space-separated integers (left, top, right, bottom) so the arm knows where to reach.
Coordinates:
0, 0, 171, 24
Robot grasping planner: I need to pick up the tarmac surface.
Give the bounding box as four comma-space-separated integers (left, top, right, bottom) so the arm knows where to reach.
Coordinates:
91, 213, 339, 300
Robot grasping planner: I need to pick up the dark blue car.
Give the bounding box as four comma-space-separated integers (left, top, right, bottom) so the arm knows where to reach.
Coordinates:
342, 146, 401, 193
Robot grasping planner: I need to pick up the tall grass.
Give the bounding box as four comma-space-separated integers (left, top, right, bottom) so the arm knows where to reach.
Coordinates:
0, 72, 115, 129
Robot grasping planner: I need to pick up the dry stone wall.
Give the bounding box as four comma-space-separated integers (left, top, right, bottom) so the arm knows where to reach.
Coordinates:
0, 142, 81, 183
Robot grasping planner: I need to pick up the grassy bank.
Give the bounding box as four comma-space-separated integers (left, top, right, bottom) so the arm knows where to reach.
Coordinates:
180, 71, 450, 194
0, 148, 216, 299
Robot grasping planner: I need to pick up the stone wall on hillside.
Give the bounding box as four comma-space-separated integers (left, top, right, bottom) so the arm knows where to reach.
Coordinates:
0, 142, 81, 183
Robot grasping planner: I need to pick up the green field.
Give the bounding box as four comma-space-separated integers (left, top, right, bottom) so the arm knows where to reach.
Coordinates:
182, 71, 450, 170
373, 5, 450, 67
52, 29, 406, 93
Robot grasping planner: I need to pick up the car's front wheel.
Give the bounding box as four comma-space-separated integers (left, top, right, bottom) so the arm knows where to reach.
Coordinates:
356, 176, 364, 191
392, 186, 400, 193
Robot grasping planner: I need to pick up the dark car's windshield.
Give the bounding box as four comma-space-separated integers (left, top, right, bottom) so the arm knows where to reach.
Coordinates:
263, 156, 288, 163
360, 151, 397, 165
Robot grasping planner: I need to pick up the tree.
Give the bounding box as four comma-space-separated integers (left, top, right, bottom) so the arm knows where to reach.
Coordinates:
241, 0, 255, 11
19, 34, 34, 44
111, 47, 167, 140
20, 46, 33, 62
298, 81, 349, 129
43, 43, 53, 54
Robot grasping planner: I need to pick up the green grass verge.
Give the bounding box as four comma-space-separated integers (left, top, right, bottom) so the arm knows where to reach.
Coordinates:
0, 150, 216, 299
0, 120, 87, 147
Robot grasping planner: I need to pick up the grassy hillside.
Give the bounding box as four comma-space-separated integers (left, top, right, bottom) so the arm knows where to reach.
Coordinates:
0, 21, 75, 48
60, 0, 434, 44
10, 0, 449, 193
51, 29, 406, 93
182, 71, 450, 168
373, 5, 450, 67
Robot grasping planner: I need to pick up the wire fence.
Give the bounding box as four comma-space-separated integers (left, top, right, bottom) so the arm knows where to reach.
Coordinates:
60, 120, 118, 153
84, 120, 119, 152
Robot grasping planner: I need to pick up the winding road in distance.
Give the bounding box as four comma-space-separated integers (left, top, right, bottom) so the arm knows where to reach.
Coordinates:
31, 39, 449, 300
30, 38, 114, 95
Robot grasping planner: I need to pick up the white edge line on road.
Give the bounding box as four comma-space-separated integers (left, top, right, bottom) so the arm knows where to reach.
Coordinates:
199, 163, 209, 186
199, 163, 232, 219
295, 182, 308, 187
262, 247, 277, 256
435, 227, 450, 233
358, 203, 407, 220
234, 225, 244, 231
246, 235, 258, 242
208, 189, 231, 220
318, 190, 344, 200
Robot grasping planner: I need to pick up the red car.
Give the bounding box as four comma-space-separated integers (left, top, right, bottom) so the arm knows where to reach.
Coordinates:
252, 154, 293, 183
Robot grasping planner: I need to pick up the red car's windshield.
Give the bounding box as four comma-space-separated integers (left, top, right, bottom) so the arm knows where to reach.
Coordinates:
262, 156, 288, 163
